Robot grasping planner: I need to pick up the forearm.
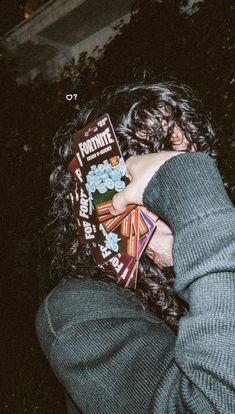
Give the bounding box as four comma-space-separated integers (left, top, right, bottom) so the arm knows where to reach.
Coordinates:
143, 153, 235, 412
143, 152, 234, 297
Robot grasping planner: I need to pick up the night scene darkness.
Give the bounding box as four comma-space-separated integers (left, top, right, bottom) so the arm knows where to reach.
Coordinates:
0, 1, 235, 413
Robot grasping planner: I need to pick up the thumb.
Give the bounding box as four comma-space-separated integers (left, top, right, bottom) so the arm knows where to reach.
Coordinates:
110, 182, 137, 215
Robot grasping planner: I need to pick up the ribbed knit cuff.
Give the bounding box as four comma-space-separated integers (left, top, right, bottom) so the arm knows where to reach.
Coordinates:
143, 153, 233, 233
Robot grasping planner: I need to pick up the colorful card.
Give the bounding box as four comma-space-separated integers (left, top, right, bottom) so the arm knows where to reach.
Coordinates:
69, 157, 104, 244
100, 207, 157, 288
71, 114, 134, 221
138, 210, 157, 257
100, 252, 138, 288
89, 242, 118, 264
68, 114, 158, 289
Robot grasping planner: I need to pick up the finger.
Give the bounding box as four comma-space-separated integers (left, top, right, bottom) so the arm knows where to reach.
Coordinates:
110, 182, 137, 215
109, 190, 129, 216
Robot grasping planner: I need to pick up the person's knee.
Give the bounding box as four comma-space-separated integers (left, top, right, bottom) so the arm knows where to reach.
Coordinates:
36, 276, 153, 365
35, 278, 89, 357
36, 278, 90, 332
35, 277, 143, 356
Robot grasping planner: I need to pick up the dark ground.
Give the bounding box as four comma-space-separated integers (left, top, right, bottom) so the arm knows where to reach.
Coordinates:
1, 0, 235, 412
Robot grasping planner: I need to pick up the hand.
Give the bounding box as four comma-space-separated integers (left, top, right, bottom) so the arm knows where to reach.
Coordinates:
110, 151, 183, 215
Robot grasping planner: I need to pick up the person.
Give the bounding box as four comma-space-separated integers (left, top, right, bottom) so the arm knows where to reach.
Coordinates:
36, 83, 235, 413
44, 83, 217, 330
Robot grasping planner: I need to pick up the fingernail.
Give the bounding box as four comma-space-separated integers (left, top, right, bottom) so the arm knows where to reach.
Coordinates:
109, 206, 117, 216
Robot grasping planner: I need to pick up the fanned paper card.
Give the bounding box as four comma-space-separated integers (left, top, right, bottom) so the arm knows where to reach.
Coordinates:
68, 114, 157, 288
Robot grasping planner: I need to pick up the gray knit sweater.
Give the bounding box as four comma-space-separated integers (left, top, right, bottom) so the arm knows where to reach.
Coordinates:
36, 153, 235, 413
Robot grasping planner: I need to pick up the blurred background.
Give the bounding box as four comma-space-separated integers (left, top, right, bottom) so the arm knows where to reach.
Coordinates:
1, 0, 235, 412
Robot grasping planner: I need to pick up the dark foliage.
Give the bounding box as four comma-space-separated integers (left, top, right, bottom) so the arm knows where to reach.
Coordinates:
1, 0, 234, 412
0, 50, 74, 413
93, 0, 235, 198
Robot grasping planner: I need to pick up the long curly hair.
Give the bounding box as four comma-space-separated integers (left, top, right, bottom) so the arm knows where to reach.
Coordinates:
48, 82, 217, 331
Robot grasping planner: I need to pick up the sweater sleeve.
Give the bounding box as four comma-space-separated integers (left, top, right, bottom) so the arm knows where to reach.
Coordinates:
143, 152, 235, 413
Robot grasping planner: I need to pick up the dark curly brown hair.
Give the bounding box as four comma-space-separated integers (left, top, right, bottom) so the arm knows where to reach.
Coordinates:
48, 82, 217, 331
